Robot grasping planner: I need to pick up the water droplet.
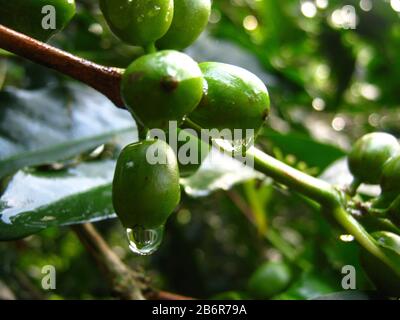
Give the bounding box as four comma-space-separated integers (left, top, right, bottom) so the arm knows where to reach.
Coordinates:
126, 225, 164, 256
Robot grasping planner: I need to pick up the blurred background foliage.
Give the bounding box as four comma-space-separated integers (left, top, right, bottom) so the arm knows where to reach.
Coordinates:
0, 0, 399, 299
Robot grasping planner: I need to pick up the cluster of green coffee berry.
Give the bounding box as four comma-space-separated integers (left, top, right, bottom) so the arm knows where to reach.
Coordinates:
347, 132, 400, 295
98, 0, 271, 234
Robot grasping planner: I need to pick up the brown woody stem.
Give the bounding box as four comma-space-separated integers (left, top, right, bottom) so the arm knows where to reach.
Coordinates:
72, 223, 193, 300
71, 223, 146, 300
0, 24, 124, 107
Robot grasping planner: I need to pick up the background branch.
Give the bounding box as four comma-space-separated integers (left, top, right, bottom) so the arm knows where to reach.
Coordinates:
71, 223, 193, 300
71, 223, 145, 300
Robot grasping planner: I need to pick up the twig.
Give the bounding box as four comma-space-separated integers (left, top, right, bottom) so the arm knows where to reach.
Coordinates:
0, 24, 124, 107
226, 190, 255, 223
147, 290, 194, 300
71, 223, 193, 300
71, 223, 145, 300
14, 270, 45, 300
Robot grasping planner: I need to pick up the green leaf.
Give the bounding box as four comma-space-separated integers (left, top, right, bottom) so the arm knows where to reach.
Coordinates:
0, 83, 134, 178
0, 163, 112, 240
0, 131, 136, 241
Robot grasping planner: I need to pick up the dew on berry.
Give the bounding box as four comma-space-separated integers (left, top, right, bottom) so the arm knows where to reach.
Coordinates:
126, 225, 165, 256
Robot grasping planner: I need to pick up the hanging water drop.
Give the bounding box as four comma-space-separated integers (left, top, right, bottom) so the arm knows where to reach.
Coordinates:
126, 225, 165, 256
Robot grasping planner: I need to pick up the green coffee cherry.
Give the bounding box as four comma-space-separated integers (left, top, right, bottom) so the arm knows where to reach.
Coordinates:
99, 0, 173, 46
156, 0, 211, 50
247, 261, 292, 299
112, 139, 181, 229
121, 50, 204, 129
348, 132, 400, 185
189, 62, 270, 135
360, 231, 400, 297
0, 0, 76, 42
